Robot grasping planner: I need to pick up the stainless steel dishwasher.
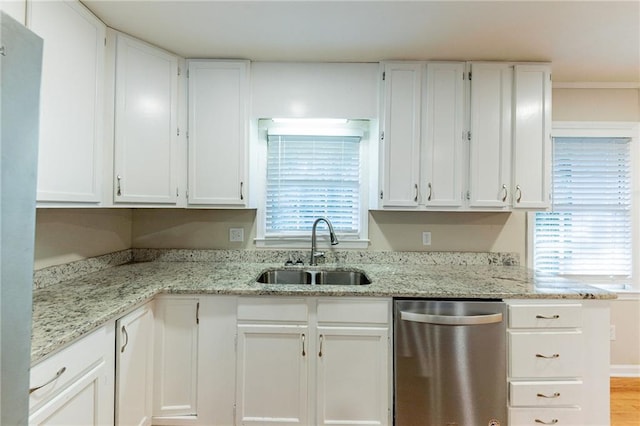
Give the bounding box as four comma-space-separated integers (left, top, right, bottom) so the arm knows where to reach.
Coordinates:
394, 299, 507, 426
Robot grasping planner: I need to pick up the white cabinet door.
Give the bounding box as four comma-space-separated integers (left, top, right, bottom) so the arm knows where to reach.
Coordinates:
315, 326, 389, 426
152, 297, 199, 419
380, 62, 421, 208
113, 33, 179, 204
468, 63, 513, 208
512, 64, 552, 209
28, 0, 105, 203
116, 304, 154, 426
187, 60, 249, 206
236, 324, 309, 425
422, 62, 465, 208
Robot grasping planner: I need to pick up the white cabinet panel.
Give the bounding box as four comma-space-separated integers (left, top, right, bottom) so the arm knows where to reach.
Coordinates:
152, 298, 198, 419
468, 63, 512, 208
509, 407, 583, 426
512, 64, 552, 209
315, 327, 389, 426
236, 324, 310, 425
422, 62, 465, 207
187, 60, 249, 206
380, 62, 421, 208
510, 380, 583, 407
116, 304, 154, 426
114, 33, 179, 204
28, 0, 105, 203
508, 303, 582, 329
0, 0, 25, 24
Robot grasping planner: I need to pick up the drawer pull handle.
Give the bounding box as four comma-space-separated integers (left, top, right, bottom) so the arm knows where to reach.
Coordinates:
535, 420, 558, 425
536, 353, 560, 359
301, 333, 306, 357
537, 392, 561, 399
29, 367, 67, 394
318, 334, 324, 357
536, 314, 560, 319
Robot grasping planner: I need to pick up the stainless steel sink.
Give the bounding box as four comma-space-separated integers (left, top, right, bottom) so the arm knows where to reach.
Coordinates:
256, 270, 312, 284
256, 269, 371, 285
315, 270, 371, 285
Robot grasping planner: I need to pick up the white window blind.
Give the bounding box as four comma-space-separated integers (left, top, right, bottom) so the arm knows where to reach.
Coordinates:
534, 137, 632, 279
266, 134, 361, 236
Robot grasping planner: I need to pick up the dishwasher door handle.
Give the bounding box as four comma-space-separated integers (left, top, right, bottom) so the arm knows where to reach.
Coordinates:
400, 311, 503, 325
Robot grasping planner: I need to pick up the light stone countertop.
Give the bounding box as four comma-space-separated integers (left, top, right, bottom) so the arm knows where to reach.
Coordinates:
31, 250, 615, 364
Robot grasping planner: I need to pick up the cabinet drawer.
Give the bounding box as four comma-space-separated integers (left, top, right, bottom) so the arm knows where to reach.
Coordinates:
509, 331, 583, 378
510, 380, 582, 406
237, 297, 308, 322
30, 325, 110, 413
509, 303, 582, 329
317, 298, 390, 324
509, 407, 583, 426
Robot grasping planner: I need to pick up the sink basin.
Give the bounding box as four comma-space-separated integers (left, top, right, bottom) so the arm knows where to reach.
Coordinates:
256, 269, 371, 285
316, 270, 371, 285
256, 270, 312, 284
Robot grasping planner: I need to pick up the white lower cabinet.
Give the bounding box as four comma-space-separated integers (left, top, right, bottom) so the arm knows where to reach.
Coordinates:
116, 303, 154, 426
29, 325, 115, 426
235, 297, 391, 426
506, 300, 610, 426
152, 297, 199, 422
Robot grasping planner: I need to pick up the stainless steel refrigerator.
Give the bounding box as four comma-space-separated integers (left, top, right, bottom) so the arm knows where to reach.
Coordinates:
0, 11, 42, 424
394, 299, 507, 426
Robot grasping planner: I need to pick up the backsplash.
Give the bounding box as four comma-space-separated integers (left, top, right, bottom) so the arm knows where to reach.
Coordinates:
34, 248, 520, 289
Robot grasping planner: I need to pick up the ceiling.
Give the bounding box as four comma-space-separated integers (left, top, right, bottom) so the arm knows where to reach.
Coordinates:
82, 0, 640, 84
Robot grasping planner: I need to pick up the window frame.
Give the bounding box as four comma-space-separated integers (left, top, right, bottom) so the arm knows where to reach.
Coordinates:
250, 119, 377, 249
528, 121, 640, 294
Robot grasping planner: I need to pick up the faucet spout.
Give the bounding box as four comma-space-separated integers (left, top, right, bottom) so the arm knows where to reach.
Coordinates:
310, 217, 339, 266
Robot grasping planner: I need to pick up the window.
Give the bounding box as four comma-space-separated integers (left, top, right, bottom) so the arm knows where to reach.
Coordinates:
254, 119, 373, 248
266, 134, 361, 236
532, 123, 638, 292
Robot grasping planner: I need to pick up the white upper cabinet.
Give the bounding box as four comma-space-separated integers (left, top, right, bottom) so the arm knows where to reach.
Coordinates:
28, 0, 105, 204
468, 63, 513, 208
379, 60, 551, 211
187, 60, 249, 206
422, 62, 465, 208
380, 62, 422, 208
512, 64, 552, 209
113, 32, 179, 205
1, 0, 26, 24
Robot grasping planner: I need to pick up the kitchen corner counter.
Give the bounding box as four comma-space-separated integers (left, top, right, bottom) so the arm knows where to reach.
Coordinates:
31, 251, 615, 364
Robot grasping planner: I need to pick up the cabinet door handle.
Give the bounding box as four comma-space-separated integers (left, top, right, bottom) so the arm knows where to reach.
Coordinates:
427, 182, 432, 201
301, 333, 306, 357
515, 185, 522, 203
318, 334, 324, 357
29, 367, 67, 394
120, 325, 129, 353
536, 314, 560, 319
535, 420, 558, 425
501, 184, 508, 202
537, 392, 561, 399
240, 181, 244, 201
116, 175, 122, 196
414, 184, 419, 203
535, 353, 560, 359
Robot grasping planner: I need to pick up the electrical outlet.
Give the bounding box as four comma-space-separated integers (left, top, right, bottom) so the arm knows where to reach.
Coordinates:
229, 228, 244, 242
422, 231, 431, 246
610, 325, 616, 341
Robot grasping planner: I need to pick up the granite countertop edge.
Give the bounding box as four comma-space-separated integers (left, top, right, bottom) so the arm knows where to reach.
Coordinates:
31, 259, 616, 364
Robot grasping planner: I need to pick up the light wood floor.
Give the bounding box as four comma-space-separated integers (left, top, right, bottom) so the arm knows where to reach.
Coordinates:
611, 377, 640, 426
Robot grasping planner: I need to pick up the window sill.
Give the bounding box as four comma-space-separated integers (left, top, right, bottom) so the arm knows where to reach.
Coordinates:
254, 237, 370, 250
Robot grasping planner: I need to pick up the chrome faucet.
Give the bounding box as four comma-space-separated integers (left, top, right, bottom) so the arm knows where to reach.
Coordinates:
310, 217, 339, 266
